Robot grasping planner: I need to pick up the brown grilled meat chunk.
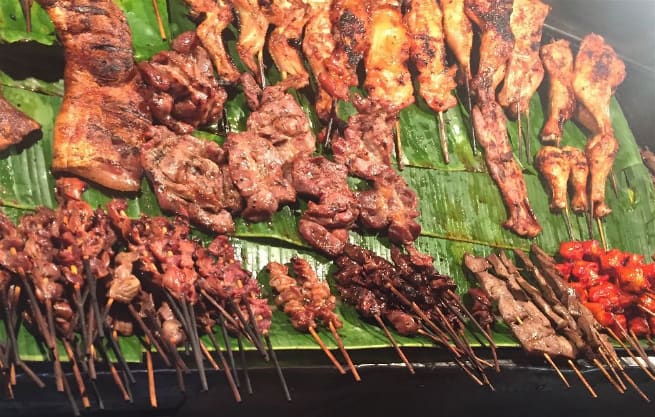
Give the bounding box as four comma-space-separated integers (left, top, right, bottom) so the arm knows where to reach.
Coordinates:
0, 86, 41, 151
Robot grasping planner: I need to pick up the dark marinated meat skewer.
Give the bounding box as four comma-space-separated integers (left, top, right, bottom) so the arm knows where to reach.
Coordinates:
35, 0, 151, 192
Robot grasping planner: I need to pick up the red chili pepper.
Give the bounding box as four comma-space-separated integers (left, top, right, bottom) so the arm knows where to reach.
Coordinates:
615, 265, 648, 294
560, 241, 584, 261
555, 263, 573, 280
599, 249, 628, 273
581, 240, 603, 261
584, 302, 613, 327
629, 316, 650, 337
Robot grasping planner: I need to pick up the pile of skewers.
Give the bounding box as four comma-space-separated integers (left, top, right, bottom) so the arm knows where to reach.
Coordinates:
0, 178, 291, 413
464, 244, 653, 402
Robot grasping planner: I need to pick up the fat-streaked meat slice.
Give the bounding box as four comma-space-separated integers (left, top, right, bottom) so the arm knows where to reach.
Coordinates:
36, 0, 151, 192
138, 31, 227, 134
0, 86, 41, 151
141, 126, 241, 234
246, 83, 316, 165
357, 168, 421, 245
225, 130, 295, 222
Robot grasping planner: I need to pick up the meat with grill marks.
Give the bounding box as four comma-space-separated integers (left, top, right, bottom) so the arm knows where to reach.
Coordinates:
540, 40, 575, 146
141, 126, 242, 234
184, 0, 240, 83
497, 0, 550, 119
404, 0, 457, 114
35, 0, 151, 192
138, 31, 227, 134
0, 86, 41, 151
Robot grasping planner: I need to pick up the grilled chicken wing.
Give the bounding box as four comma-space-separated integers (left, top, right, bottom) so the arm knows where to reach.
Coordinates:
232, 0, 269, 74
563, 146, 588, 212
404, 0, 457, 113
303, 0, 335, 120
320, 0, 372, 100
261, 0, 311, 90
465, 0, 515, 103
540, 40, 575, 146
442, 0, 474, 80
535, 146, 569, 211
36, 0, 151, 192
185, 0, 240, 83
498, 0, 550, 119
573, 34, 626, 136
364, 4, 413, 113
0, 86, 41, 151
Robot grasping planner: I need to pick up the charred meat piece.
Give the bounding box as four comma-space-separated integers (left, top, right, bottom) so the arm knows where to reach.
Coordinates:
184, 0, 240, 83
358, 169, 421, 246
245, 82, 316, 165
225, 130, 295, 222
364, 4, 414, 113
320, 0, 371, 99
303, 0, 336, 121
36, 0, 151, 192
472, 101, 541, 237
232, 0, 269, 74
261, 0, 311, 90
465, 0, 515, 103
497, 0, 550, 119
404, 0, 457, 113
540, 40, 575, 145
0, 86, 41, 151
467, 287, 494, 329
293, 156, 359, 256
141, 126, 242, 234
138, 31, 227, 134
573, 34, 626, 136
442, 0, 474, 80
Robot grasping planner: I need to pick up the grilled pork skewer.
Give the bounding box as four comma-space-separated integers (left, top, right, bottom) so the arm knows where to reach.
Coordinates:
35, 0, 151, 192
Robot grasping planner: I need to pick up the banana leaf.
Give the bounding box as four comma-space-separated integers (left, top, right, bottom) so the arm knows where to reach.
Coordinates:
0, 0, 654, 364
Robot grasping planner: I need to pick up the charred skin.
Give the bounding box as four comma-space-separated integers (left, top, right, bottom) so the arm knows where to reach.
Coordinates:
36, 0, 151, 192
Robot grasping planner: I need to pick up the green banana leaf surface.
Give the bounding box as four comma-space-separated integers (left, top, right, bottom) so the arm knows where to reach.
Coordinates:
0, 0, 654, 363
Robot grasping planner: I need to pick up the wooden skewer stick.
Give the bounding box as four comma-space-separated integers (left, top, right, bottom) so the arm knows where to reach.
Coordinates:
151, 0, 167, 40
324, 100, 337, 148
9, 364, 15, 386
596, 218, 608, 251
84, 259, 104, 340
638, 304, 655, 319
257, 51, 266, 88
19, 0, 33, 33
544, 353, 570, 388
61, 370, 81, 417
446, 290, 497, 351
127, 304, 171, 367
244, 299, 271, 361
610, 168, 619, 198
563, 200, 575, 241
200, 341, 220, 371
329, 321, 360, 382
607, 323, 655, 380
568, 360, 597, 398
264, 333, 292, 402
19, 275, 53, 348
598, 346, 627, 391
308, 326, 345, 374
524, 108, 532, 164
373, 314, 414, 374
181, 299, 208, 391
144, 336, 157, 408
108, 330, 135, 384
230, 300, 267, 359
629, 329, 655, 373
586, 200, 595, 240
205, 325, 242, 402
438, 111, 450, 164
394, 120, 404, 170
96, 341, 130, 402
593, 358, 624, 394
45, 298, 64, 392
200, 290, 248, 342
236, 333, 253, 395
453, 355, 484, 386
63, 339, 91, 408
619, 366, 651, 402
215, 313, 241, 388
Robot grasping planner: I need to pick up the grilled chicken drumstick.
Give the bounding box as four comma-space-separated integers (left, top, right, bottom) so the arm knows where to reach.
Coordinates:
540, 40, 575, 146
36, 0, 151, 192
442, 0, 473, 82
573, 34, 626, 218
232, 0, 269, 76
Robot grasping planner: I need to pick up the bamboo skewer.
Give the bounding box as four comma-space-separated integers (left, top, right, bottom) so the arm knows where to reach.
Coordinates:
593, 358, 624, 394
62, 339, 91, 408
438, 111, 450, 164
568, 359, 597, 398
127, 304, 171, 367
544, 353, 570, 388
45, 298, 64, 392
151, 0, 167, 40
329, 321, 360, 382
264, 334, 291, 402
394, 120, 404, 170
598, 346, 627, 392
629, 329, 655, 373
236, 333, 253, 395
596, 218, 608, 251
607, 324, 655, 380
373, 314, 414, 374
205, 324, 242, 402
180, 298, 208, 391
215, 313, 240, 388
200, 341, 219, 371
308, 326, 345, 374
